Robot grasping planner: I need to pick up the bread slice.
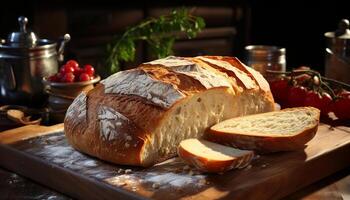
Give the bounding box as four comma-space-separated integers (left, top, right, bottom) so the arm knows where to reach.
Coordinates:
206, 107, 320, 153
178, 138, 254, 173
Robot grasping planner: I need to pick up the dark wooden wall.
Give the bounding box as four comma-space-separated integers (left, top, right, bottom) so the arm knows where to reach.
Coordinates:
2, 0, 348, 75
0, 0, 249, 75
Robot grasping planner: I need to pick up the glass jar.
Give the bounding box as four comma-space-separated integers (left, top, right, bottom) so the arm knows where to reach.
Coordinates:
244, 45, 286, 80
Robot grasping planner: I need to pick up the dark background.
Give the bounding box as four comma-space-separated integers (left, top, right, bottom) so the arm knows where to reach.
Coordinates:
1, 0, 349, 74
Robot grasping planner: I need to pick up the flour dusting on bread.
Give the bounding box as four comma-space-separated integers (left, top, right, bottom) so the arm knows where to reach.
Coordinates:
102, 69, 185, 108
66, 92, 87, 120
98, 106, 130, 141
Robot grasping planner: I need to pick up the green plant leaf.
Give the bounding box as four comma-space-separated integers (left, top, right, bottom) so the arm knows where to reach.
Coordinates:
104, 8, 205, 74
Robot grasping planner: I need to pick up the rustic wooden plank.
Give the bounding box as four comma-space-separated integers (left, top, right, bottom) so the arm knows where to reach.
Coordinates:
0, 144, 146, 200
0, 124, 64, 144
0, 123, 349, 200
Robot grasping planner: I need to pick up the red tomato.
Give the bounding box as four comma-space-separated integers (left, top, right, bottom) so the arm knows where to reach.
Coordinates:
295, 74, 312, 85
56, 72, 64, 80
48, 75, 58, 82
66, 60, 79, 70
62, 64, 75, 74
62, 72, 75, 83
333, 90, 350, 119
287, 86, 307, 107
74, 68, 84, 77
269, 79, 289, 106
84, 64, 95, 76
79, 73, 90, 82
304, 91, 332, 116
59, 65, 66, 73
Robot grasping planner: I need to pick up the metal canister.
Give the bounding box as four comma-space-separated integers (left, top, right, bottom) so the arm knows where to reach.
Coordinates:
0, 16, 70, 106
325, 19, 350, 84
244, 45, 286, 78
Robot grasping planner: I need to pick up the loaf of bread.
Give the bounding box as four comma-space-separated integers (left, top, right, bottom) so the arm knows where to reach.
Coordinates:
64, 56, 275, 167
206, 107, 320, 153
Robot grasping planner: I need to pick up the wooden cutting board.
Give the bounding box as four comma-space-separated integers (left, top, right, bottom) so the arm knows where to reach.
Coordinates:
0, 122, 350, 200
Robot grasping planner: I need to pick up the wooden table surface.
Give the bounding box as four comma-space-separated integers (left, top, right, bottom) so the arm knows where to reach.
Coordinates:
0, 121, 349, 200
0, 166, 349, 200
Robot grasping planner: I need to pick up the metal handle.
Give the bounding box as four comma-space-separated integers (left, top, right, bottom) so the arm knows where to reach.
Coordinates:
18, 16, 28, 33
57, 33, 71, 62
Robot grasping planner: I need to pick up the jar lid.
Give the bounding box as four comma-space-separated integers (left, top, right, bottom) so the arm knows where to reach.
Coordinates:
324, 19, 350, 40
245, 45, 285, 60
4, 16, 53, 48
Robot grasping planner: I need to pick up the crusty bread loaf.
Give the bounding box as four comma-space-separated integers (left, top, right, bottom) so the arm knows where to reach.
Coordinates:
64, 56, 275, 167
206, 107, 320, 153
178, 138, 254, 173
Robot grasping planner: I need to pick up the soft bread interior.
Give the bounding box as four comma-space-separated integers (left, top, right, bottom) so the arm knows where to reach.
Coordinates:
141, 87, 272, 165
211, 107, 320, 137
141, 88, 237, 165
180, 139, 252, 161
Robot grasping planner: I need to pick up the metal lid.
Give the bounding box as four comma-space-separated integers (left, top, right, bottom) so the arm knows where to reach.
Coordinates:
6, 16, 38, 47
245, 45, 285, 61
325, 19, 350, 40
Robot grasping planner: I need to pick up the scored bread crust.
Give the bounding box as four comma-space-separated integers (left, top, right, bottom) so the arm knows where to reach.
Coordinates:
64, 56, 275, 166
178, 139, 254, 173
206, 107, 320, 153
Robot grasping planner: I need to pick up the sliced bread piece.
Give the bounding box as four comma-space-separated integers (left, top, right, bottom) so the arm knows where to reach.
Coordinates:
206, 107, 320, 153
178, 138, 254, 173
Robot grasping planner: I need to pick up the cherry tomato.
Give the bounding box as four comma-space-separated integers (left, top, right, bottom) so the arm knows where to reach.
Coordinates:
295, 74, 312, 85
59, 65, 66, 73
333, 90, 350, 119
79, 73, 90, 82
269, 79, 289, 106
62, 64, 75, 74
287, 86, 307, 107
56, 72, 64, 80
74, 68, 84, 77
84, 64, 95, 76
48, 75, 59, 82
66, 60, 79, 70
62, 72, 75, 83
304, 91, 332, 116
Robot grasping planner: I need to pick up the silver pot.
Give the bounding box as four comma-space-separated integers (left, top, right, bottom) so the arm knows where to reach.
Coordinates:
0, 16, 70, 107
324, 19, 350, 84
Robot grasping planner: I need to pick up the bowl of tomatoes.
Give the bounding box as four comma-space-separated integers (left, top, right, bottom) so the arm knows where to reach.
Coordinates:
43, 59, 100, 122
267, 67, 350, 120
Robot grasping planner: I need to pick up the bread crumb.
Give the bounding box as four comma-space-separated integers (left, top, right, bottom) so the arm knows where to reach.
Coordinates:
125, 143, 130, 148
255, 155, 260, 159
126, 135, 132, 141
131, 186, 137, 191
198, 179, 207, 185
117, 169, 124, 173
245, 165, 252, 170
125, 169, 132, 174
152, 183, 160, 189
261, 164, 267, 168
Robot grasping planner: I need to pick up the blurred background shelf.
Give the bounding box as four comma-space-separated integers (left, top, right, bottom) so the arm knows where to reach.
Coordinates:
1, 0, 348, 72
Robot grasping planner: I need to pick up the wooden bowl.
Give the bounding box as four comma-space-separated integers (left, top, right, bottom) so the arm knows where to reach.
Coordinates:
42, 76, 101, 122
